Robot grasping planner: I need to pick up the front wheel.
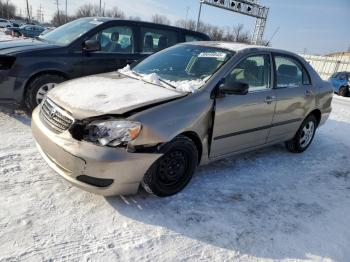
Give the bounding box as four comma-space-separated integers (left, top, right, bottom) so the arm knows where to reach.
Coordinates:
141, 135, 198, 197
285, 115, 317, 153
339, 86, 349, 97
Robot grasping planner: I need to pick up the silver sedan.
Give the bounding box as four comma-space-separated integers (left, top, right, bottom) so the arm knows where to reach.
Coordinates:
31, 42, 333, 197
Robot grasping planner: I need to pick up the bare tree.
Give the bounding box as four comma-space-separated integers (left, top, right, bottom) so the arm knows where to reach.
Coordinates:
0, 0, 16, 19
231, 24, 249, 43
151, 14, 170, 25
75, 4, 99, 18
51, 11, 74, 27
175, 19, 196, 31
52, 0, 61, 25
129, 16, 141, 21
105, 7, 125, 18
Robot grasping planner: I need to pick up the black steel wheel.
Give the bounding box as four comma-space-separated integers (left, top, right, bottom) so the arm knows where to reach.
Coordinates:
142, 135, 198, 197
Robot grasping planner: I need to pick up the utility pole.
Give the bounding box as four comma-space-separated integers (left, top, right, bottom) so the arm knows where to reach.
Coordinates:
6, 0, 9, 19
185, 6, 190, 28
26, 0, 31, 22
65, 0, 68, 23
196, 1, 204, 31
99, 0, 102, 16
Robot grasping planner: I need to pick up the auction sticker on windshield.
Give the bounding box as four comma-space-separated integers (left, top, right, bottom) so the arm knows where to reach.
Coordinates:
198, 52, 227, 61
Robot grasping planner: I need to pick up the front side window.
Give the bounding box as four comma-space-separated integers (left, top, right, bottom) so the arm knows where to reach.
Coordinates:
90, 26, 134, 54
141, 27, 178, 53
275, 56, 305, 88
227, 55, 271, 92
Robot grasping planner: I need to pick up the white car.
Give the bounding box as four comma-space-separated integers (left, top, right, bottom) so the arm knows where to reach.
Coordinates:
0, 19, 12, 28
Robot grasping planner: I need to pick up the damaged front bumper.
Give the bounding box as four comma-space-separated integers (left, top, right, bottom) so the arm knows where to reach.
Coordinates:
31, 107, 162, 196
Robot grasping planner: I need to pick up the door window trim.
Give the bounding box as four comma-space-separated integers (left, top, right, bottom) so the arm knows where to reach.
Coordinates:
223, 52, 273, 94
272, 53, 312, 89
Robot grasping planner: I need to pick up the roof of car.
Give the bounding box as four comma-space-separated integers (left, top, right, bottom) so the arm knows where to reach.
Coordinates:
185, 41, 299, 56
77, 17, 209, 37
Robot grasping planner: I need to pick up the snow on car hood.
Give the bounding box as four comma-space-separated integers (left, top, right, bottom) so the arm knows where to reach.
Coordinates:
47, 73, 187, 119
119, 65, 207, 93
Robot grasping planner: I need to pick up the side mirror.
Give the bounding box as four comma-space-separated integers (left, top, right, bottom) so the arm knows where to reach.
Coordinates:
219, 80, 249, 96
83, 40, 101, 52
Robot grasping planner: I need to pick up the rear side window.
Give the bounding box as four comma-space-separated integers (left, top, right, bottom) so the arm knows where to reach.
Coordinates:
140, 27, 178, 53
274, 56, 310, 88
185, 34, 205, 42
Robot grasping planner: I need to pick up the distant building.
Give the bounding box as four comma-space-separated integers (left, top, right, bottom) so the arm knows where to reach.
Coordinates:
326, 52, 350, 57
301, 51, 350, 79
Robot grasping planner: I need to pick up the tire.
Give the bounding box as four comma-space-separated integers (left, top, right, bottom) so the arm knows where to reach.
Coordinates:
338, 86, 349, 97
141, 135, 198, 197
285, 114, 318, 153
24, 74, 65, 111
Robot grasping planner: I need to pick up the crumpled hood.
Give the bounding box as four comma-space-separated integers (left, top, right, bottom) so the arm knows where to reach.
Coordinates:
0, 39, 57, 55
48, 73, 187, 119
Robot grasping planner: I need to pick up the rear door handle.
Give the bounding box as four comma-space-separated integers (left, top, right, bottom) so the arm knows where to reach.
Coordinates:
264, 96, 276, 104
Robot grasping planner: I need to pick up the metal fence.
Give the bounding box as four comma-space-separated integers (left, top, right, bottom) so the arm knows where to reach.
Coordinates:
300, 53, 350, 80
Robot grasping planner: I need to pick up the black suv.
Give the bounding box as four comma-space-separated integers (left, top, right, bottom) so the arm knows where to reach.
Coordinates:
0, 17, 209, 110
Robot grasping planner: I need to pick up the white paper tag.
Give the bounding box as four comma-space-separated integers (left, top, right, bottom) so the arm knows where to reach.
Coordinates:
198, 52, 227, 59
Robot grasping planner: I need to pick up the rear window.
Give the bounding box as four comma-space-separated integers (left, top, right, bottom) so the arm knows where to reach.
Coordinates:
140, 27, 178, 53
185, 34, 206, 42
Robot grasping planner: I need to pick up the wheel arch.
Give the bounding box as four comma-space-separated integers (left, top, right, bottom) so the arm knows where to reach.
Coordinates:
307, 109, 321, 125
179, 131, 203, 166
23, 70, 69, 101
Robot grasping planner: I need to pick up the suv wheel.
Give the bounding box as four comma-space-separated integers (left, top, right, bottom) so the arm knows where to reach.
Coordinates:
141, 135, 198, 197
285, 114, 317, 153
25, 74, 65, 111
339, 86, 349, 97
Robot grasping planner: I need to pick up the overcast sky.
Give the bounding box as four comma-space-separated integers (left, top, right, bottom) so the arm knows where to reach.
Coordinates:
14, 0, 350, 55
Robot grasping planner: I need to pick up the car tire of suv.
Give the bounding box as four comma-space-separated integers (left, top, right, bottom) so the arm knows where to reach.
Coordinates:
25, 74, 65, 112
339, 86, 349, 97
141, 135, 198, 197
285, 114, 317, 153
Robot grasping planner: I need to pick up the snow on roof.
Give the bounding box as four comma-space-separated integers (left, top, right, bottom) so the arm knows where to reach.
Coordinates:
188, 41, 270, 52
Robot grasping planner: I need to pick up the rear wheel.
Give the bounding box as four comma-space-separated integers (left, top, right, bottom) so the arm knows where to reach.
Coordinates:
141, 135, 198, 197
25, 74, 65, 111
285, 114, 317, 153
339, 86, 349, 97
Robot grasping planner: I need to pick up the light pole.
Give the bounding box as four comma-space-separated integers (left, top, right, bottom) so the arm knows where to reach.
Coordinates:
185, 6, 190, 28
99, 0, 102, 16
65, 0, 67, 22
196, 1, 204, 31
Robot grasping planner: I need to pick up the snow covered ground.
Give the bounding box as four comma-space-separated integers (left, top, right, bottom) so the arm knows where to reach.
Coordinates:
0, 96, 349, 262
0, 30, 14, 42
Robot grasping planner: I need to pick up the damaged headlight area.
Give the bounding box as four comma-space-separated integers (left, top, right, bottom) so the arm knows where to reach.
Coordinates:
84, 120, 142, 147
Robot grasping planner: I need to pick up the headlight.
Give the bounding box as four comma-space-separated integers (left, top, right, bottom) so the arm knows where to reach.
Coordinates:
85, 120, 142, 147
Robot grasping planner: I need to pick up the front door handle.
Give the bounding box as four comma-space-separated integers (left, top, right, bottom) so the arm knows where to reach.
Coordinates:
305, 90, 313, 96
264, 96, 276, 104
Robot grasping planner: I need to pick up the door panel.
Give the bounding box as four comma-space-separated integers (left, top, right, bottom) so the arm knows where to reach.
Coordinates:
211, 90, 276, 157
267, 55, 316, 143
210, 54, 276, 158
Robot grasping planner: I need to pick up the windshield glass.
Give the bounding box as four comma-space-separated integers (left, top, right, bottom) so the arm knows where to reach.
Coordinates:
40, 18, 103, 46
129, 44, 233, 92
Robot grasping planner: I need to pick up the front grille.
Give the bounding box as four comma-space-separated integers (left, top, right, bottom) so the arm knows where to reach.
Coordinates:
40, 98, 74, 133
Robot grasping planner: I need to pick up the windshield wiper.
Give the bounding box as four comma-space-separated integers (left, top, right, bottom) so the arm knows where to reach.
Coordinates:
131, 70, 177, 90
